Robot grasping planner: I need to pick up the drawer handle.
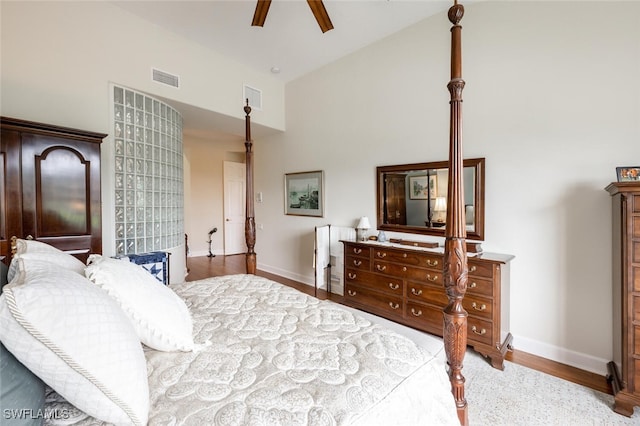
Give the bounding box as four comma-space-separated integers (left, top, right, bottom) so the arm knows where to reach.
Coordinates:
348, 290, 357, 296
348, 273, 356, 280
411, 308, 423, 317
377, 252, 387, 258
353, 260, 362, 266
471, 302, 487, 311
388, 302, 400, 310
469, 282, 477, 289
353, 248, 362, 254
376, 264, 387, 272
403, 253, 407, 258
411, 288, 422, 296
471, 326, 486, 336
427, 259, 438, 267
470, 265, 477, 272
402, 266, 407, 272
388, 283, 399, 290
426, 274, 438, 282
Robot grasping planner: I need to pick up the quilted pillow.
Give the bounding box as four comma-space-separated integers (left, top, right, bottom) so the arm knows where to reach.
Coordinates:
14, 238, 65, 255
7, 252, 85, 283
0, 258, 149, 425
85, 255, 194, 352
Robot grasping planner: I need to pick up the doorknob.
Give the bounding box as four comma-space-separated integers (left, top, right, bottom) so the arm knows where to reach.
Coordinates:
226, 218, 230, 221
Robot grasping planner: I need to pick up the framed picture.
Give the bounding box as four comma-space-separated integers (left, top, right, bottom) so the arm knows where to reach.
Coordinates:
409, 175, 437, 200
617, 166, 640, 182
285, 170, 324, 217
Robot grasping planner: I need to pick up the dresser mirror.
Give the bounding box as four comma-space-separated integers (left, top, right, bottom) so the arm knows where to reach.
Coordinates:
376, 157, 485, 241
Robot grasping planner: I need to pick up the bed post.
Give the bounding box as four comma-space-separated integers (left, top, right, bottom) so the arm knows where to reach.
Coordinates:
443, 1, 469, 425
244, 100, 257, 274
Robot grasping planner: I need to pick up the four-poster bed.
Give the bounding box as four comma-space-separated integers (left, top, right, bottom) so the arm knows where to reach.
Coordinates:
0, 1, 472, 425
241, 1, 472, 423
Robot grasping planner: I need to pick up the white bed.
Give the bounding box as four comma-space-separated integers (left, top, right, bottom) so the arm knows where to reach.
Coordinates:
36, 274, 458, 425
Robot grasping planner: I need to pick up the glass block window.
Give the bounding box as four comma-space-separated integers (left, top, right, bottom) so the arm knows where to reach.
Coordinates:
113, 86, 184, 256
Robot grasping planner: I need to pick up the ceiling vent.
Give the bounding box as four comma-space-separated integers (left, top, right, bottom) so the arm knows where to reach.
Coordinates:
243, 85, 262, 110
152, 68, 180, 88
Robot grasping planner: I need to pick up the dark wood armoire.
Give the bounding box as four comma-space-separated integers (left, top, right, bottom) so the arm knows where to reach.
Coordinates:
0, 117, 106, 265
606, 181, 640, 416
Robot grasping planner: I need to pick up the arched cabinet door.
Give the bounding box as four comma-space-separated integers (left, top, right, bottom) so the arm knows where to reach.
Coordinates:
0, 117, 106, 264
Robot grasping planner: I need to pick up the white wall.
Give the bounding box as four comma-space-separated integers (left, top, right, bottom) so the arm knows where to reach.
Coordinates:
254, 1, 640, 375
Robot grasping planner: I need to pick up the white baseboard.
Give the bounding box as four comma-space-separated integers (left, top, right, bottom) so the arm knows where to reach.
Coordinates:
510, 334, 610, 376
256, 262, 314, 287
188, 249, 223, 257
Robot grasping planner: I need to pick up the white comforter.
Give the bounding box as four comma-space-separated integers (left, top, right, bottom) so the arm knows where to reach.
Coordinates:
46, 274, 458, 425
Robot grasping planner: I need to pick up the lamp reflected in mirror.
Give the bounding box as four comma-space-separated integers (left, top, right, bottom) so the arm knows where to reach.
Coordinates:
433, 197, 447, 227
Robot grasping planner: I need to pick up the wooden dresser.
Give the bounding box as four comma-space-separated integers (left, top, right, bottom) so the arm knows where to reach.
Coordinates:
606, 182, 640, 416
342, 240, 514, 369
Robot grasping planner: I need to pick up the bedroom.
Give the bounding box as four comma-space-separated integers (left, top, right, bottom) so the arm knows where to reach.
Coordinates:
1, 0, 639, 418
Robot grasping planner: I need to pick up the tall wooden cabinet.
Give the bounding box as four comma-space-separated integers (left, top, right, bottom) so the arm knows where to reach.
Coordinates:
342, 240, 514, 369
1, 117, 105, 264
606, 182, 640, 416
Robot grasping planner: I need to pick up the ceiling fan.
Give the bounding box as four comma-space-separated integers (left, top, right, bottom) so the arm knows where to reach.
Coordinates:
252, 0, 334, 33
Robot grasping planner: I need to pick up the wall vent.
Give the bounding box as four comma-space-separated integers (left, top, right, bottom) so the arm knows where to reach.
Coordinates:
152, 68, 180, 88
243, 85, 262, 110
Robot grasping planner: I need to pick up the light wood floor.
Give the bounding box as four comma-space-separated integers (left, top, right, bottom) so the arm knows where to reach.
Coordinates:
186, 254, 613, 396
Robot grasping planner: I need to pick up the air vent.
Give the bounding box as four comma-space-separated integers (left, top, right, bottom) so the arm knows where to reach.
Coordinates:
152, 68, 180, 88
243, 85, 262, 110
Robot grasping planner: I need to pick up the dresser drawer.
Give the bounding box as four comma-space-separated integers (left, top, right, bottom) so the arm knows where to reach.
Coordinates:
345, 255, 370, 271
468, 260, 494, 279
467, 276, 494, 298
372, 248, 441, 268
345, 283, 403, 316
467, 316, 495, 347
407, 281, 447, 306
405, 301, 445, 334
345, 244, 370, 258
463, 294, 493, 321
373, 260, 443, 284
405, 301, 495, 346
345, 268, 404, 296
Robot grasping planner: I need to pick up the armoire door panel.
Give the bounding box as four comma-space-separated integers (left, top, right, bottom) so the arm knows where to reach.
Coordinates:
1, 117, 105, 264
0, 128, 24, 264
21, 133, 101, 255
37, 147, 89, 236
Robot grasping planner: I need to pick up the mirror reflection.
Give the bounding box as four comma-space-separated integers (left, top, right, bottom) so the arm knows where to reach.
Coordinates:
376, 158, 485, 241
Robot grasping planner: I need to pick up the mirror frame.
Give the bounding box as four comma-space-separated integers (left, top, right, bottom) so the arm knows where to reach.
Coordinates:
376, 157, 485, 241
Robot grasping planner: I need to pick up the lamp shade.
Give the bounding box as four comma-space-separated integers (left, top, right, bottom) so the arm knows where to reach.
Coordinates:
357, 216, 371, 229
434, 197, 447, 212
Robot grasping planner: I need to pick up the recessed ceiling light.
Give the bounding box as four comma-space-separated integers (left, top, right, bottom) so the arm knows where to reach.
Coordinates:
270, 67, 281, 74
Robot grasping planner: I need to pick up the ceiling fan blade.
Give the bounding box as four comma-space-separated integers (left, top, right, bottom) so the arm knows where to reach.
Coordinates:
252, 0, 272, 27
307, 0, 334, 33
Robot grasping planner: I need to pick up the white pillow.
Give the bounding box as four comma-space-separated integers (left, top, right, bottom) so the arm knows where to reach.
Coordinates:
7, 252, 85, 283
85, 255, 194, 352
0, 258, 149, 425
14, 238, 64, 254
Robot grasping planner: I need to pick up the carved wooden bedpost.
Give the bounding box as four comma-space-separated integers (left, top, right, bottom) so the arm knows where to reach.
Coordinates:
444, 1, 469, 425
244, 100, 257, 274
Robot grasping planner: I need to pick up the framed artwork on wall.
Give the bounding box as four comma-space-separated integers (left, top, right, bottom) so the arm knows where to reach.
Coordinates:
409, 175, 437, 200
617, 166, 640, 182
285, 170, 324, 217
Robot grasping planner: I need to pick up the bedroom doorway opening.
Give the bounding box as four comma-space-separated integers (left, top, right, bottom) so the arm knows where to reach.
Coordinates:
223, 160, 246, 255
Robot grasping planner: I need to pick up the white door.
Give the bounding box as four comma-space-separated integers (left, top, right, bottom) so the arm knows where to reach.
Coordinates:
223, 161, 246, 255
